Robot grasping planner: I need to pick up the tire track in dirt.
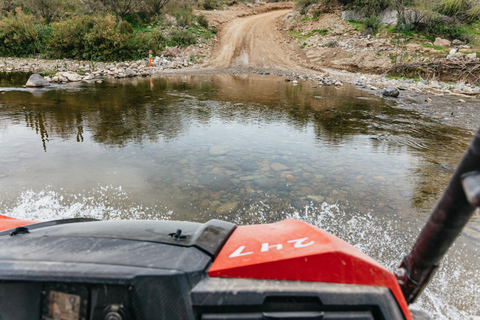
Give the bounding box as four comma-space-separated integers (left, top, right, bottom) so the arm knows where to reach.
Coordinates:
206, 10, 307, 71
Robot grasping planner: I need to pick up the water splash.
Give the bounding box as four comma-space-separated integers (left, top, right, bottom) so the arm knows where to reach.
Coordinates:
286, 202, 480, 320
0, 186, 173, 221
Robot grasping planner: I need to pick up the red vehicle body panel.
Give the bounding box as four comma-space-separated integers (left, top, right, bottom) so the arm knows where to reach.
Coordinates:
0, 214, 37, 232
209, 219, 412, 320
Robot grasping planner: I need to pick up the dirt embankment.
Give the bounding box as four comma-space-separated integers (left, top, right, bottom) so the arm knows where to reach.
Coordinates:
201, 3, 480, 82
206, 9, 312, 72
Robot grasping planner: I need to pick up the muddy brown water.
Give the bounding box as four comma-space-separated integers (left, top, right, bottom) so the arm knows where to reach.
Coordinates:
0, 72, 478, 319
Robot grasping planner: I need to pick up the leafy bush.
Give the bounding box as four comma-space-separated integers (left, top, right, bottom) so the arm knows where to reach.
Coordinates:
0, 8, 50, 57
425, 15, 468, 40
48, 15, 165, 61
364, 15, 382, 33
168, 28, 196, 47
437, 0, 480, 22
196, 14, 209, 28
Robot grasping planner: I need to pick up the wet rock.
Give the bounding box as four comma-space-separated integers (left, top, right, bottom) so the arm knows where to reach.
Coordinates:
433, 37, 451, 47
260, 164, 271, 172
440, 163, 454, 171
211, 167, 227, 175
240, 160, 259, 172
25, 74, 50, 87
383, 86, 399, 98
239, 175, 262, 181
199, 174, 234, 191
216, 202, 239, 214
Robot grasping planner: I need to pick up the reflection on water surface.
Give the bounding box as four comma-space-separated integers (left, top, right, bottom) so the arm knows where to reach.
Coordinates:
0, 73, 478, 319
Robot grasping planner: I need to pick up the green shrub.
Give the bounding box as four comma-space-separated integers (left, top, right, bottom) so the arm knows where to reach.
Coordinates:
134, 28, 167, 55
169, 28, 196, 47
0, 8, 50, 57
203, 0, 219, 10
295, 0, 320, 15
174, 10, 193, 27
196, 14, 209, 28
425, 15, 468, 40
364, 15, 382, 33
351, 0, 391, 16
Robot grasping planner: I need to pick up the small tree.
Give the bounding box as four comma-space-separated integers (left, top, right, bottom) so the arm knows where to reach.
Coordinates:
142, 0, 171, 15
21, 0, 65, 22
100, 0, 138, 18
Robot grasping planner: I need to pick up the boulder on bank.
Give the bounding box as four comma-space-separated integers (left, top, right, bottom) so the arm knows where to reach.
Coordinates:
25, 74, 50, 87
125, 68, 136, 77
58, 72, 82, 82
434, 37, 451, 48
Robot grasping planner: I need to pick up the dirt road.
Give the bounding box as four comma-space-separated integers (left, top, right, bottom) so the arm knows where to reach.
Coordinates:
206, 9, 307, 72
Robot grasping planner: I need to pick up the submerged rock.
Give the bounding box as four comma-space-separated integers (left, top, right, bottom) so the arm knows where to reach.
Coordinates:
216, 202, 239, 214
271, 162, 289, 171
199, 174, 234, 191
209, 145, 229, 156
25, 74, 50, 87
240, 160, 259, 172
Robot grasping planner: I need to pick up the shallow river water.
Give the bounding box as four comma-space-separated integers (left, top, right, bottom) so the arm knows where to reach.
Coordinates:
0, 72, 479, 319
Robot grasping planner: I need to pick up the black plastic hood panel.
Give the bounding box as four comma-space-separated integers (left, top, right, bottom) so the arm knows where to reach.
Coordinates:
0, 219, 236, 257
